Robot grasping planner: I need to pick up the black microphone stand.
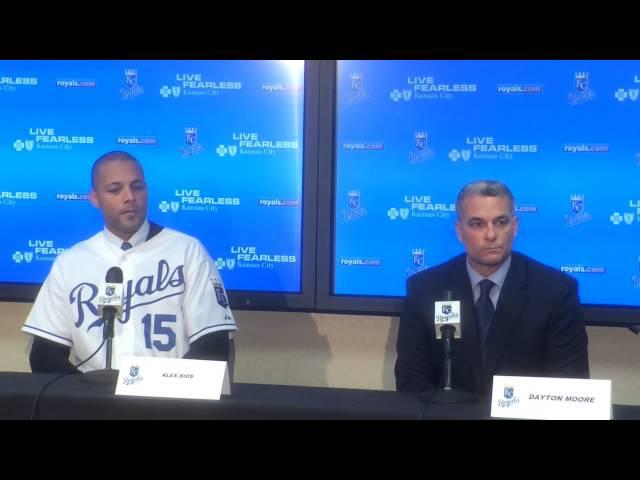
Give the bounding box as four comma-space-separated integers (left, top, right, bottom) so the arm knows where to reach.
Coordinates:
82, 309, 119, 385
428, 325, 478, 404
442, 325, 455, 391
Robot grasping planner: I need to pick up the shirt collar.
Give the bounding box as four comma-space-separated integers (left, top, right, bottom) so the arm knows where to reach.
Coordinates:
102, 220, 149, 250
466, 254, 511, 291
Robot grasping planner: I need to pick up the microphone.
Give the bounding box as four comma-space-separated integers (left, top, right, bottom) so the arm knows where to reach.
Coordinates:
97, 266, 124, 332
82, 266, 124, 385
434, 291, 461, 341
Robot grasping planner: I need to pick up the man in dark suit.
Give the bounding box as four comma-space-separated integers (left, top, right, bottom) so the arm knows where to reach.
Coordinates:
395, 180, 589, 394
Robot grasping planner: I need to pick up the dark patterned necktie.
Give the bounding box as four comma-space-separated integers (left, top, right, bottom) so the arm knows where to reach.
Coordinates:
476, 279, 495, 357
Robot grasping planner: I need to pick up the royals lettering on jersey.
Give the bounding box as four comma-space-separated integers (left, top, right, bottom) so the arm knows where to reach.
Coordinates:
70, 259, 185, 330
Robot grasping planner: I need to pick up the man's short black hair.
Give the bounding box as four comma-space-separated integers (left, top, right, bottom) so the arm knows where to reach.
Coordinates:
91, 151, 143, 189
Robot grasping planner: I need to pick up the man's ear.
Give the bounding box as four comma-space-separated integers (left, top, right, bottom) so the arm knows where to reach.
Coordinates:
89, 190, 100, 209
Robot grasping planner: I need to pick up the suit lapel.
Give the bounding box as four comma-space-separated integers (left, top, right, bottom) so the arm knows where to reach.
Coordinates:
484, 253, 529, 383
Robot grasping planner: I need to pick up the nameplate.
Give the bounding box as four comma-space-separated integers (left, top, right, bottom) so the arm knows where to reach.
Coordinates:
115, 356, 230, 400
491, 375, 611, 420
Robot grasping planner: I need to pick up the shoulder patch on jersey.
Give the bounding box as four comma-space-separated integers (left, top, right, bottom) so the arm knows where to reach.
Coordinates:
210, 277, 229, 308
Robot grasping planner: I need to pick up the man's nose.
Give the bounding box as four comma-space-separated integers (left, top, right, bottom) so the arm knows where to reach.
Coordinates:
123, 187, 136, 203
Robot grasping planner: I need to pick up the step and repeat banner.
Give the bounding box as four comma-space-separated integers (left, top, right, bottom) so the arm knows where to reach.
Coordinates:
1, 60, 305, 293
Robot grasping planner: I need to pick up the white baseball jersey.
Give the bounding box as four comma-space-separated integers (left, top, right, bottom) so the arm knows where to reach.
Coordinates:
23, 222, 237, 372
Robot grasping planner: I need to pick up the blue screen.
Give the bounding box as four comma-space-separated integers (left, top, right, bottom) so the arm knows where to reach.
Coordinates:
334, 60, 640, 307
0, 60, 305, 293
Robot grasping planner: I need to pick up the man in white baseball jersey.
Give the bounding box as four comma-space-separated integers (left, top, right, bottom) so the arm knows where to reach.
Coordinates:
23, 151, 237, 373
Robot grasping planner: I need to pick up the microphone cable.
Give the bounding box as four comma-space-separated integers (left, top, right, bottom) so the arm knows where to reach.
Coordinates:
417, 377, 445, 420
29, 338, 107, 420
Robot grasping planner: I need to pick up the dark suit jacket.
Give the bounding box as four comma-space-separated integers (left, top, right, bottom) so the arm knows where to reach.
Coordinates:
395, 251, 589, 394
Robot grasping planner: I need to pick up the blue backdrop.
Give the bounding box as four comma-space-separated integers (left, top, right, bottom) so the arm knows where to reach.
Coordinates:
0, 60, 305, 293
334, 60, 640, 307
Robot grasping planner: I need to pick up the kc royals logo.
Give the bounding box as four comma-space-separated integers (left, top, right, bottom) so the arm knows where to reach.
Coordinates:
409, 132, 434, 164
125, 69, 138, 88
120, 68, 144, 100
185, 127, 197, 146
564, 194, 592, 226
568, 72, 595, 105
441, 304, 452, 315
211, 278, 229, 308
348, 190, 360, 209
179, 127, 204, 157
343, 190, 367, 221
412, 248, 424, 268
504, 386, 514, 399
497, 385, 520, 408
345, 72, 370, 105
570, 194, 584, 214
184, 127, 198, 146
351, 73, 362, 91
123, 365, 143, 385
406, 248, 427, 277
106, 286, 115, 296
575, 72, 588, 92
